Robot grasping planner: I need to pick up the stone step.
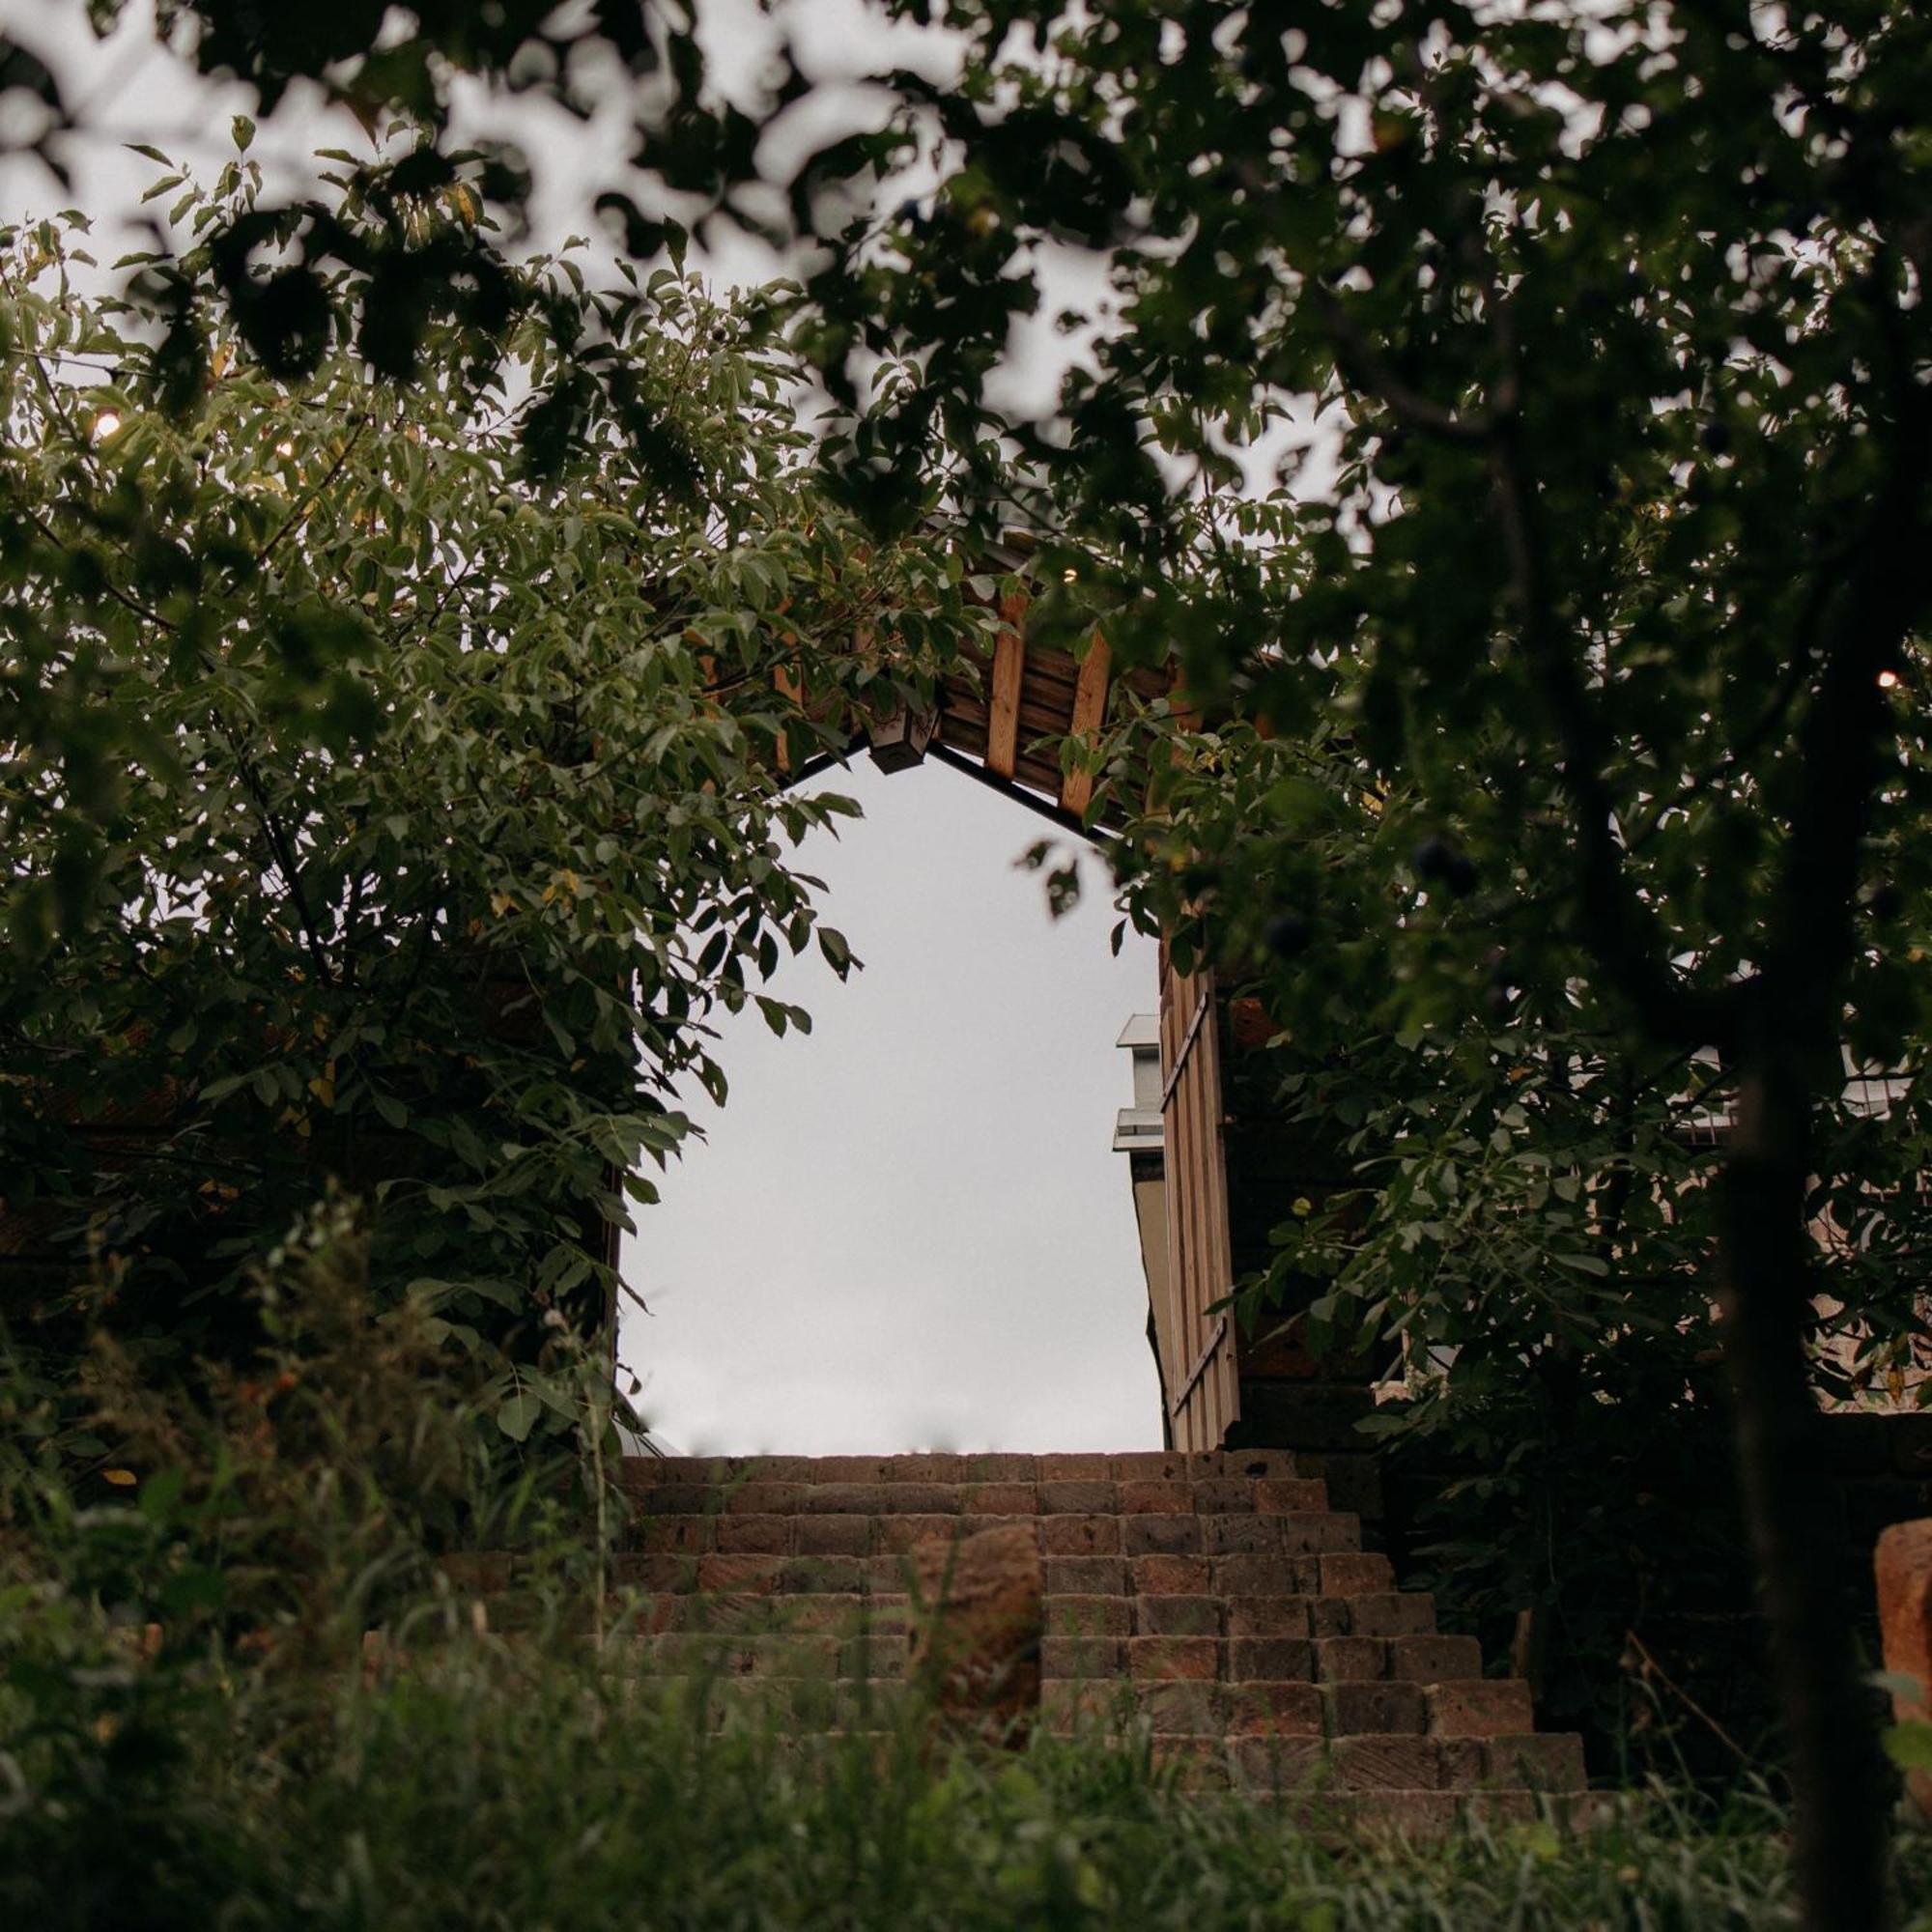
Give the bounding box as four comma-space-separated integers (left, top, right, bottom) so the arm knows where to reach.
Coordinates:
622, 1588, 1435, 1641
625, 1479, 1332, 1523
1037, 1675, 1539, 1740
633, 1451, 1308, 1487
1039, 1632, 1483, 1684
625, 1507, 1350, 1557
609, 1550, 1382, 1599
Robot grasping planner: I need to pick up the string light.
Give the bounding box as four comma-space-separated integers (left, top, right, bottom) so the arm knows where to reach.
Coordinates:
91, 410, 122, 441
1878, 668, 1901, 691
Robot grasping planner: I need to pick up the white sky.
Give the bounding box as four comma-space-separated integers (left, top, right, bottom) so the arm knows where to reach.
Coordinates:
2, 0, 1172, 1455
621, 760, 1163, 1455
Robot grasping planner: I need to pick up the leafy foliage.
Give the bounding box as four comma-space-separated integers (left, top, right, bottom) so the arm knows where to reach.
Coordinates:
0, 158, 977, 1469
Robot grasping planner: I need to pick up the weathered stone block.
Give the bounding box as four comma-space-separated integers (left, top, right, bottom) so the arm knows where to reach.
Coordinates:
1315, 1635, 1387, 1682
1230, 1636, 1316, 1682
1137, 1594, 1222, 1636
1223, 1680, 1324, 1737
1128, 1635, 1220, 1680
1039, 1513, 1121, 1555
1319, 1552, 1394, 1596
1124, 1513, 1204, 1555
1426, 1679, 1535, 1738
1324, 1680, 1427, 1736
1045, 1593, 1132, 1636
909, 1521, 1042, 1739
1226, 1595, 1313, 1637
1133, 1554, 1213, 1595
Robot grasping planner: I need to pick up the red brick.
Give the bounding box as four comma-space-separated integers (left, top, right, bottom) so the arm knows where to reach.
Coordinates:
963, 1483, 1037, 1516
1151, 1738, 1235, 1790
1319, 1553, 1394, 1595
1275, 1513, 1360, 1554
1226, 1596, 1312, 1638
1129, 1636, 1220, 1681
1315, 1636, 1387, 1682
794, 1516, 870, 1558
1256, 1479, 1329, 1514
1463, 1790, 1539, 1827
1136, 1681, 1220, 1733
1389, 1634, 1482, 1682
1324, 1680, 1427, 1736
633, 1516, 712, 1554
724, 1482, 804, 1516
611, 1554, 695, 1590
1331, 1737, 1449, 1790
1045, 1594, 1132, 1636
1484, 1733, 1586, 1792
1044, 1556, 1127, 1595
1223, 1680, 1324, 1737
963, 1454, 1039, 1481
1203, 1515, 1278, 1555
1039, 1514, 1121, 1555
697, 1554, 781, 1594
1109, 1452, 1192, 1480
1349, 1592, 1435, 1637
631, 1483, 714, 1516
1427, 1679, 1535, 1738
1231, 1737, 1324, 1787
1132, 1555, 1212, 1596
1040, 1680, 1120, 1732
779, 1556, 865, 1594
863, 1554, 914, 1592
1124, 1514, 1203, 1556
1347, 1790, 1461, 1838
1192, 1477, 1259, 1515
1136, 1594, 1221, 1636
1038, 1455, 1112, 1481
872, 1514, 960, 1553
1309, 1596, 1351, 1636
1214, 1555, 1319, 1595
1041, 1634, 1123, 1677
1118, 1480, 1192, 1513
714, 1514, 790, 1555
812, 1456, 894, 1483
1229, 1636, 1315, 1682
1209, 1450, 1300, 1480
876, 1483, 963, 1515
1037, 1480, 1117, 1514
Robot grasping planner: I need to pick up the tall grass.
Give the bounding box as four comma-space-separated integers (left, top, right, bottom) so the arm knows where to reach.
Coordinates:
4, 1214, 1927, 1929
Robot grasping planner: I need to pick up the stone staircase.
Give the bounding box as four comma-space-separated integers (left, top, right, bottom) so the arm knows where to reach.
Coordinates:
612, 1448, 1584, 1826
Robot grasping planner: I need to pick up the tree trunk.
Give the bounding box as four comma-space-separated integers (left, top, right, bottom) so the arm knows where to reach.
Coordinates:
1719, 1057, 1892, 1932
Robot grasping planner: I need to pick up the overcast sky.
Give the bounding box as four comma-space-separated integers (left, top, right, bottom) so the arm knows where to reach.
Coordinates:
2, 0, 1171, 1456
621, 761, 1164, 1455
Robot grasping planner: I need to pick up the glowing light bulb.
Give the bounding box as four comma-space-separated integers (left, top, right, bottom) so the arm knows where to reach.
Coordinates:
91, 410, 122, 441
1062, 567, 1078, 584
276, 440, 295, 456
1878, 668, 1900, 691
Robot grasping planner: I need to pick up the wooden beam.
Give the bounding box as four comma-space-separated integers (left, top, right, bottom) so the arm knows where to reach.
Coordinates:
772, 662, 804, 774
984, 594, 1027, 780
1058, 628, 1113, 818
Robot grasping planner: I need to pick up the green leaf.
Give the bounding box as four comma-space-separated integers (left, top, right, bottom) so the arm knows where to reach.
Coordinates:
497, 1390, 543, 1442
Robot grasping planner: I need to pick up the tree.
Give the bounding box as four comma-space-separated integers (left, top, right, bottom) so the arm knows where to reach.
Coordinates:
0, 157, 973, 1474
10, 4, 1932, 1920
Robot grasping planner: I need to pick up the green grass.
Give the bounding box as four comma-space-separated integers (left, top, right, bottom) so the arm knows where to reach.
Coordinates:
8, 1611, 1930, 1932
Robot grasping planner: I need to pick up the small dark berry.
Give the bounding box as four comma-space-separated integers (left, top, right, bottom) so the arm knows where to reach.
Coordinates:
1868, 882, 1904, 923
1414, 835, 1454, 879
1700, 420, 1733, 456
1445, 853, 1479, 897
1264, 912, 1312, 959
1483, 982, 1515, 1021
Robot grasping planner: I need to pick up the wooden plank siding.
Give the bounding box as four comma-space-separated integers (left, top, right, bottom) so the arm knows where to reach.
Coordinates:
1157, 945, 1239, 1451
